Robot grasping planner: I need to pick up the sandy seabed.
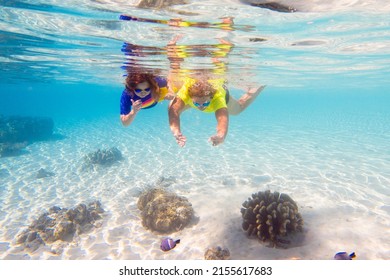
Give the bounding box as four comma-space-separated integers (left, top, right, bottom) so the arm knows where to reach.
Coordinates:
0, 111, 389, 260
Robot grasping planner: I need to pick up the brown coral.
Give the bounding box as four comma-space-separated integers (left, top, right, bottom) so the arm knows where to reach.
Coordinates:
241, 190, 303, 247
15, 201, 104, 252
137, 188, 194, 234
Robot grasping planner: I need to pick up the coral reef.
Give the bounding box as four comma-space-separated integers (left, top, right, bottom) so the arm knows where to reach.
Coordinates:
241, 190, 303, 247
204, 246, 231, 260
83, 147, 122, 166
137, 188, 194, 233
15, 201, 104, 252
0, 115, 54, 143
0, 115, 55, 157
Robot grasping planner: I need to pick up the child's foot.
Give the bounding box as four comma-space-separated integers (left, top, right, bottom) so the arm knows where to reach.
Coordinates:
248, 85, 266, 97
238, 85, 266, 109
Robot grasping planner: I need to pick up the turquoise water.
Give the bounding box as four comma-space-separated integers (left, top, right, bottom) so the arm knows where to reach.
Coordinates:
0, 1, 389, 260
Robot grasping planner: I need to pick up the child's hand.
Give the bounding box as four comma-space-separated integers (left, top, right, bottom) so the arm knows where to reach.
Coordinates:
131, 99, 142, 113
174, 132, 187, 147
209, 134, 224, 146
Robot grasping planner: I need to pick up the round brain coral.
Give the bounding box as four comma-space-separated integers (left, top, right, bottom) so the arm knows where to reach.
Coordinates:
241, 190, 303, 247
137, 188, 194, 234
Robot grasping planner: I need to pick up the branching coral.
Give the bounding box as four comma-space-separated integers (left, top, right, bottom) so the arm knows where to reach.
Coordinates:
241, 190, 303, 247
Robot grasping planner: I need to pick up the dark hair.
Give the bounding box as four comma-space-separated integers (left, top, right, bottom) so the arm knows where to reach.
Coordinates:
125, 73, 159, 100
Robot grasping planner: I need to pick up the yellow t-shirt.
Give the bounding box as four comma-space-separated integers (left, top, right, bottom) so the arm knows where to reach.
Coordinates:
158, 86, 169, 102
177, 77, 227, 113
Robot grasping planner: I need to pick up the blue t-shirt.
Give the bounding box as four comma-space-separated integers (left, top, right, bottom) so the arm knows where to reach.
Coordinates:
120, 77, 167, 115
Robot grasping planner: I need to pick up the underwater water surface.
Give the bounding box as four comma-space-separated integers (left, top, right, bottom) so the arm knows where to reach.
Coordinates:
0, 0, 389, 260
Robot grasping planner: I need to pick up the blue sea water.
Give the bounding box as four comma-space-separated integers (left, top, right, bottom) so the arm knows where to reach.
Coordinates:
0, 0, 389, 260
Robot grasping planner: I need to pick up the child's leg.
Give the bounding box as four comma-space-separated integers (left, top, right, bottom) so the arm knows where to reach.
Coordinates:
227, 85, 266, 115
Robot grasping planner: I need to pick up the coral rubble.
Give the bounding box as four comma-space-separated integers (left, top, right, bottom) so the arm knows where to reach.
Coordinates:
204, 246, 231, 260
241, 190, 303, 247
137, 188, 194, 233
15, 201, 104, 252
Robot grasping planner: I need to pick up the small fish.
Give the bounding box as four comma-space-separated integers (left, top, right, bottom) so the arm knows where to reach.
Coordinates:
160, 238, 180, 252
334, 251, 356, 260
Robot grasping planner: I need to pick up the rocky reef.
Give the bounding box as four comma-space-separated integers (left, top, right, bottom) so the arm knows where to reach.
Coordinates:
204, 246, 231, 260
137, 188, 194, 233
83, 147, 122, 167
15, 201, 104, 252
241, 190, 303, 247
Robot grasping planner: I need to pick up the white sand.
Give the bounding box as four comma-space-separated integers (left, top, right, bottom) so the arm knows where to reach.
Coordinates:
0, 105, 388, 260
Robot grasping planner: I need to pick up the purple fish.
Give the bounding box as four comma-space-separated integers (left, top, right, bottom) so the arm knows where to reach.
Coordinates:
334, 251, 356, 260
160, 238, 180, 252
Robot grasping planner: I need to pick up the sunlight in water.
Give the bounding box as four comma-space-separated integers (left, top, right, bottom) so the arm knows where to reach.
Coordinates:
0, 0, 389, 263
